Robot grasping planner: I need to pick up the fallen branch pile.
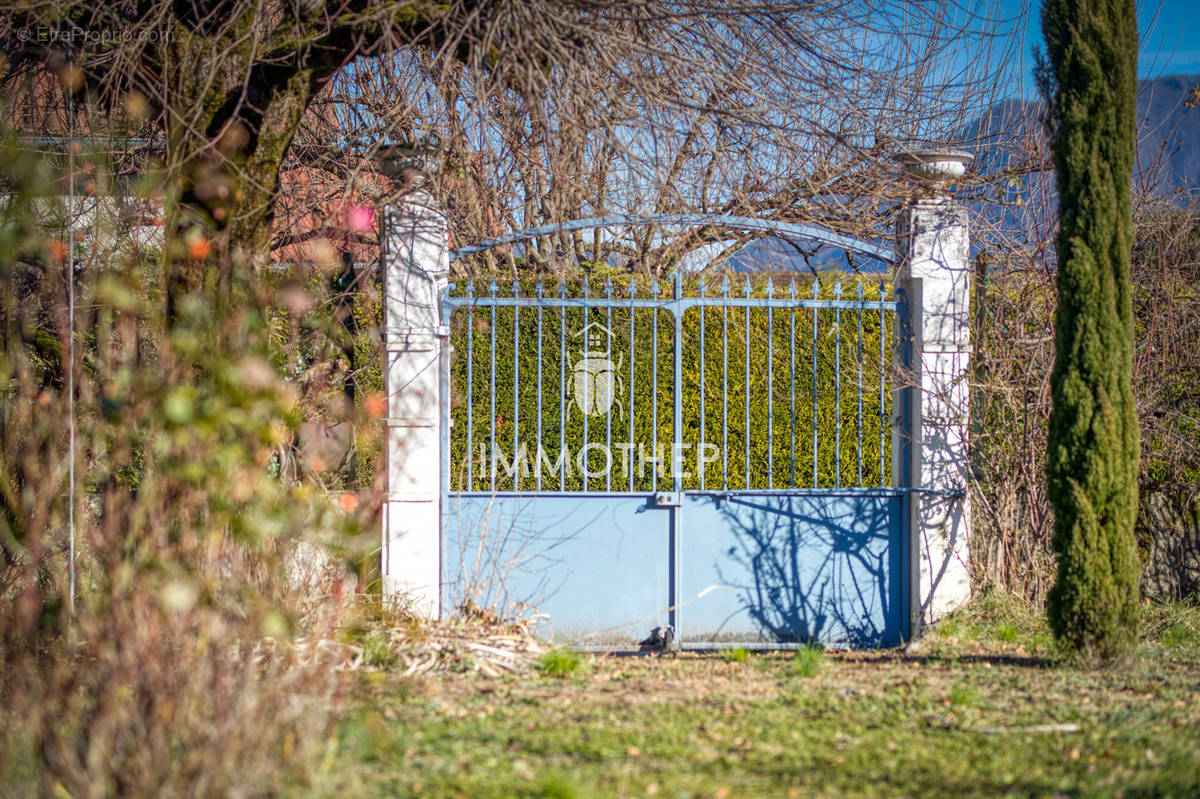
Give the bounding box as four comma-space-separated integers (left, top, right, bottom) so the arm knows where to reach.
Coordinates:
284, 607, 548, 677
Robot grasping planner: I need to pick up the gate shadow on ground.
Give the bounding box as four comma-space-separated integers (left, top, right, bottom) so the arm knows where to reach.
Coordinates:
685, 493, 903, 646
899, 653, 1059, 669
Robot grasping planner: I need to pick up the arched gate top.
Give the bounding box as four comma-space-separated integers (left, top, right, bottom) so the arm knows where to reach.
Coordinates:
448, 213, 896, 266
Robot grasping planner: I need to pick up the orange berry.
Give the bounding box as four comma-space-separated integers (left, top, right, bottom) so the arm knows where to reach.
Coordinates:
365, 393, 387, 418
188, 237, 212, 260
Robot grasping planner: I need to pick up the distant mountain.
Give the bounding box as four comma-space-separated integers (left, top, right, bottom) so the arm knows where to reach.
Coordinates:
719, 76, 1199, 273
1136, 73, 1200, 193
969, 73, 1200, 194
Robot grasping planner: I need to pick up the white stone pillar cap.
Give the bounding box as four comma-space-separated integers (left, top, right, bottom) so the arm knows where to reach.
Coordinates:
895, 149, 974, 186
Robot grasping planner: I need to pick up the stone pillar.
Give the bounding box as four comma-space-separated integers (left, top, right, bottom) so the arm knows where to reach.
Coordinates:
895, 196, 972, 632
381, 191, 448, 616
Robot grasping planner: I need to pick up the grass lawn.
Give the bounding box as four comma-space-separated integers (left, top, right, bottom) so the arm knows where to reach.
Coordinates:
309, 596, 1200, 799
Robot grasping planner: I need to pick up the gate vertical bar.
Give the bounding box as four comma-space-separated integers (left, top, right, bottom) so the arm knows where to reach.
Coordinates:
536, 280, 544, 492
673, 272, 684, 495
381, 192, 448, 616
560, 281, 567, 489
489, 280, 497, 491
834, 280, 842, 489
582, 278, 590, 491
629, 279, 636, 491
670, 273, 683, 637
743, 277, 750, 489
722, 277, 729, 489
811, 278, 819, 486
879, 280, 887, 488
466, 281, 474, 490
767, 279, 774, 488
857, 281, 865, 487
605, 278, 613, 492
513, 280, 520, 489
789, 279, 797, 488
651, 281, 659, 493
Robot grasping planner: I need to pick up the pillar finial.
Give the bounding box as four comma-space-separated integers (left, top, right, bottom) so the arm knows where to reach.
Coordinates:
895, 148, 973, 188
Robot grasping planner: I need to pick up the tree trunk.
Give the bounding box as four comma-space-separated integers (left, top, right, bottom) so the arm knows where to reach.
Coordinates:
1043, 0, 1142, 659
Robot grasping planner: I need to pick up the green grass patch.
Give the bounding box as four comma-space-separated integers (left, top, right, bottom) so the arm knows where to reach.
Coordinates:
937, 618, 961, 638
722, 647, 749, 663
1163, 622, 1199, 650
309, 601, 1200, 799
533, 775, 587, 799
792, 644, 824, 677
537, 648, 582, 677
947, 683, 978, 707
993, 623, 1018, 642
926, 590, 1057, 656
1143, 599, 1200, 657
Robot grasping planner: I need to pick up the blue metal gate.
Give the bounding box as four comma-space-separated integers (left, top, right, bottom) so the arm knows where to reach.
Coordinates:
439, 219, 909, 648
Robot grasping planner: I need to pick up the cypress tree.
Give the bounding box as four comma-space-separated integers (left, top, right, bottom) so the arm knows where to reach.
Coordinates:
1042, 0, 1141, 659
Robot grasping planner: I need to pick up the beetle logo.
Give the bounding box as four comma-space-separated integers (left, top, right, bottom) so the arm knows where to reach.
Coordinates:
571, 322, 625, 416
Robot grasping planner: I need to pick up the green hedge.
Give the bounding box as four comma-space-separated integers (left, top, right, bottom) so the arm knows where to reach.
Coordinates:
448, 276, 894, 492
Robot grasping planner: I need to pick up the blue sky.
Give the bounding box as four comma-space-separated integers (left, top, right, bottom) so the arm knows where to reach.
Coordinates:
998, 0, 1200, 96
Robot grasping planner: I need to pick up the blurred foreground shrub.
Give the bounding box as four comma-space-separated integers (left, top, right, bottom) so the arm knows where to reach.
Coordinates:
0, 129, 365, 795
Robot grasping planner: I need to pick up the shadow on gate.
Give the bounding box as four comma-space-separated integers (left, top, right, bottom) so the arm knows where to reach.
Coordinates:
683, 493, 905, 646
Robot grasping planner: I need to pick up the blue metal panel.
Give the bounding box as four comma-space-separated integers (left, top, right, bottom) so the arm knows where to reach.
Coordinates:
678, 492, 906, 646
442, 495, 671, 646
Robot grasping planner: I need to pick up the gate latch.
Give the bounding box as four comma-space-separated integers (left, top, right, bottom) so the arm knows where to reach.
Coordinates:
652, 491, 681, 508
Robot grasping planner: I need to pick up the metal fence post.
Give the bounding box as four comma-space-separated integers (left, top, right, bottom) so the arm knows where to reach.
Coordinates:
894, 169, 972, 634
381, 191, 448, 617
